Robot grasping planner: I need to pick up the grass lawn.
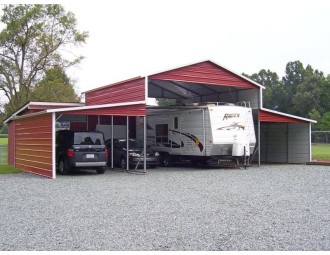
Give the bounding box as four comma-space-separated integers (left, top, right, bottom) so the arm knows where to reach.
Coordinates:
0, 165, 22, 174
312, 144, 330, 159
0, 138, 8, 145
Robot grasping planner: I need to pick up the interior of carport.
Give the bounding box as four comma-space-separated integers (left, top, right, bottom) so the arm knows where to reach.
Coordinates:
50, 102, 148, 179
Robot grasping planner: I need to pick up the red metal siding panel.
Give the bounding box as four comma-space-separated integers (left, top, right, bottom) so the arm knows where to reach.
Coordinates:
259, 110, 305, 123
15, 114, 52, 178
150, 61, 258, 89
8, 121, 15, 166
85, 77, 145, 105
88, 115, 98, 131
70, 122, 87, 131
63, 104, 146, 117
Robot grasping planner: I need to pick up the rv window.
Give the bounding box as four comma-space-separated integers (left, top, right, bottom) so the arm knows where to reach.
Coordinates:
174, 117, 179, 129
156, 124, 168, 144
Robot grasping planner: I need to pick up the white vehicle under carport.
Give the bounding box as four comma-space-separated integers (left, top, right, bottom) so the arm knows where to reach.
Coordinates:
56, 130, 108, 175
147, 102, 256, 168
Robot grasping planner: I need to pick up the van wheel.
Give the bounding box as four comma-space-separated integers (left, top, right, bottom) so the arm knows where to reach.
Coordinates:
96, 167, 106, 174
162, 154, 172, 167
59, 159, 69, 175
120, 157, 127, 169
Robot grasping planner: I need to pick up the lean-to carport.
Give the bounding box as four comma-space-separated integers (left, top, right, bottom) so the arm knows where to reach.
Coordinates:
6, 101, 148, 179
258, 108, 316, 164
49, 101, 147, 179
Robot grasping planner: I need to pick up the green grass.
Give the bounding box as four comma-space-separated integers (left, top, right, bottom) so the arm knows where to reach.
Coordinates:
0, 134, 8, 138
312, 144, 330, 159
0, 165, 22, 174
0, 144, 7, 165
0, 138, 8, 145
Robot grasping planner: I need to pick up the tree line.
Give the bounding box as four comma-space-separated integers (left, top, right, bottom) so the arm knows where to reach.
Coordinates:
243, 61, 330, 130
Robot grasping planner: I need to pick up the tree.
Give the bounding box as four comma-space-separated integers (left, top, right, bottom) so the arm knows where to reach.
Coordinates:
30, 66, 79, 102
243, 69, 283, 110
156, 98, 176, 106
291, 67, 325, 116
0, 4, 88, 116
244, 61, 330, 131
320, 112, 330, 130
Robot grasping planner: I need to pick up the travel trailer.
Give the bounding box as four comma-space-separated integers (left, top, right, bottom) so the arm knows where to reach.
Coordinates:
145, 102, 256, 167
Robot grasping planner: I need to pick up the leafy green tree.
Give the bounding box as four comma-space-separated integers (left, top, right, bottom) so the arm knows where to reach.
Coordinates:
291, 66, 325, 116
245, 60, 330, 131
308, 108, 322, 131
30, 66, 79, 102
320, 112, 330, 130
156, 98, 176, 106
243, 69, 283, 110
0, 4, 88, 116
281, 61, 307, 114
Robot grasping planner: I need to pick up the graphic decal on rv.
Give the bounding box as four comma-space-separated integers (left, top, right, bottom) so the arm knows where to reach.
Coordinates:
217, 122, 246, 131
169, 129, 204, 152
162, 140, 182, 148
223, 113, 240, 120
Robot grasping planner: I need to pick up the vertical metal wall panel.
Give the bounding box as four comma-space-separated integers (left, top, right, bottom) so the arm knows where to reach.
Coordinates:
288, 123, 310, 163
85, 77, 145, 106
264, 123, 288, 163
238, 89, 259, 109
260, 123, 268, 162
8, 121, 15, 166
15, 114, 52, 178
150, 61, 259, 89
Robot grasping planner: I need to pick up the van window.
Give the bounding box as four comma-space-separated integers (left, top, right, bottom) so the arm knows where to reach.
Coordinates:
74, 132, 105, 145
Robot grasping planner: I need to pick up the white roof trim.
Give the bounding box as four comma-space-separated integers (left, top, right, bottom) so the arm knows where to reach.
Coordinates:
28, 101, 83, 107
260, 107, 317, 123
4, 101, 83, 124
46, 101, 146, 113
5, 101, 146, 123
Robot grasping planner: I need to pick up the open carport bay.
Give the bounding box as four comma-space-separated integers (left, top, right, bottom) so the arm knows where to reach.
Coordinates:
0, 165, 329, 251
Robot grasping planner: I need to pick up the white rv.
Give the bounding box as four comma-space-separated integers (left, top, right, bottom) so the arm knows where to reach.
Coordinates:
145, 102, 256, 167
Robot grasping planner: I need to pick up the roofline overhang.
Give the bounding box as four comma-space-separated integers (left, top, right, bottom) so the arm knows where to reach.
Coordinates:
4, 101, 146, 123
46, 100, 146, 114
146, 59, 266, 90
4, 101, 84, 124
260, 107, 317, 123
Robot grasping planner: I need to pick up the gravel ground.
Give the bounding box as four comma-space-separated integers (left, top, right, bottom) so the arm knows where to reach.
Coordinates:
0, 164, 329, 251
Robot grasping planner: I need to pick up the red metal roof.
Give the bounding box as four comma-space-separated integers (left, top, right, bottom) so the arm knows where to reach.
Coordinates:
150, 61, 260, 89
259, 108, 316, 123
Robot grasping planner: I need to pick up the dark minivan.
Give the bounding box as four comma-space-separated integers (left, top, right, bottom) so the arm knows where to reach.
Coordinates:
56, 130, 108, 175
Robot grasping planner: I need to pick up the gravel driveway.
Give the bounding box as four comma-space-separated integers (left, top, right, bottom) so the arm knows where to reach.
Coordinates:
0, 165, 329, 251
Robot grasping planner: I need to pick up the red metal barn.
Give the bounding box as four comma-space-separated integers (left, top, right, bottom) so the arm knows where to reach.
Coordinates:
5, 60, 316, 178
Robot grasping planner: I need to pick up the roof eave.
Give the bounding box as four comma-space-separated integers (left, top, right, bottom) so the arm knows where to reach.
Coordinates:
260, 107, 317, 123
147, 59, 266, 90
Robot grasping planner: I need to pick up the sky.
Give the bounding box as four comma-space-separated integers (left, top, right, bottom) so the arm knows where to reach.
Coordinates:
3, 0, 330, 95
